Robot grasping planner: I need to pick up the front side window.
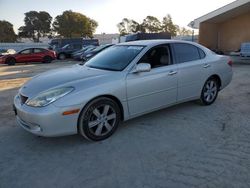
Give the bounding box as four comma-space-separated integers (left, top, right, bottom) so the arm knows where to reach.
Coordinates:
173, 43, 201, 63
85, 45, 144, 71
138, 45, 171, 68
20, 49, 31, 54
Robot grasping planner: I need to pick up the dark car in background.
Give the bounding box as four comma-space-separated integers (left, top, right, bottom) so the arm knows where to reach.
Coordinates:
72, 45, 96, 61
56, 43, 83, 60
0, 48, 56, 65
49, 38, 99, 50
81, 44, 113, 61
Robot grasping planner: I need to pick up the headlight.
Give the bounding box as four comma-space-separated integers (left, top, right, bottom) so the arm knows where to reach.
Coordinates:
26, 87, 74, 107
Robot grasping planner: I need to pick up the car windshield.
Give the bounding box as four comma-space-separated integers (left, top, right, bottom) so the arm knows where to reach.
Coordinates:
85, 45, 144, 71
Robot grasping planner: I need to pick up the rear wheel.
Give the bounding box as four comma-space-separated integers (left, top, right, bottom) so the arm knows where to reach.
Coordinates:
6, 57, 16, 66
43, 56, 53, 63
200, 78, 219, 105
58, 53, 66, 60
78, 97, 121, 141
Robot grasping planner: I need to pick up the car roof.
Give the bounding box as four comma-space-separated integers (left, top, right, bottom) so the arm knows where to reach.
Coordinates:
117, 39, 212, 54
117, 39, 198, 47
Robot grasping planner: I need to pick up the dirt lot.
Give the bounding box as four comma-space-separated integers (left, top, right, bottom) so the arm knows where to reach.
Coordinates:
0, 61, 250, 188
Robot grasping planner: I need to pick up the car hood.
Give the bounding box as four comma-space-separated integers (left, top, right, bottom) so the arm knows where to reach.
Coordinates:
20, 64, 113, 97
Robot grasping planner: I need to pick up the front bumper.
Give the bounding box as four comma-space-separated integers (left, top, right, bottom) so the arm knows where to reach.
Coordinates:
13, 95, 81, 137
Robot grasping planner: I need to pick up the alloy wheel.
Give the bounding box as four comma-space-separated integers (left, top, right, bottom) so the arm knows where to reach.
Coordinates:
203, 80, 218, 103
88, 104, 117, 137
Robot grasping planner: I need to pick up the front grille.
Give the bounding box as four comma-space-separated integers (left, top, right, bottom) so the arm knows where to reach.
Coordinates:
20, 94, 28, 104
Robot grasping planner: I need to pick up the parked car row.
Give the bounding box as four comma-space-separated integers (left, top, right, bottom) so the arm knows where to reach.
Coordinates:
0, 43, 113, 66
79, 44, 113, 61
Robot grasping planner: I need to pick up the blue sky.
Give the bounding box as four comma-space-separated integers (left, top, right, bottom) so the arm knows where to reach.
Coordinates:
0, 0, 234, 34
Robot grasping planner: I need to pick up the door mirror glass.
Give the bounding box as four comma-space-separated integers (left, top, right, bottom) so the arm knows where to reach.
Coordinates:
133, 63, 151, 73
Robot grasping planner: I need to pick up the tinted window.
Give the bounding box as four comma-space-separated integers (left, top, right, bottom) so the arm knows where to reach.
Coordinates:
85, 45, 144, 71
20, 49, 31, 54
173, 43, 200, 63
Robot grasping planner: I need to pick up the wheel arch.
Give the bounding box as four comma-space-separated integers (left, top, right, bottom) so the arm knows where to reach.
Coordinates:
43, 55, 53, 63
208, 74, 222, 89
5, 56, 16, 64
77, 94, 125, 136
79, 94, 124, 121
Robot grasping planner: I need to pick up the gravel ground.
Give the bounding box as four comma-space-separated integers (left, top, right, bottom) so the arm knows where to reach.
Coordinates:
0, 60, 250, 188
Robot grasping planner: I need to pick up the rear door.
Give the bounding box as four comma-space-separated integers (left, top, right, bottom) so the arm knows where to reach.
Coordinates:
171, 43, 209, 102
32, 48, 45, 62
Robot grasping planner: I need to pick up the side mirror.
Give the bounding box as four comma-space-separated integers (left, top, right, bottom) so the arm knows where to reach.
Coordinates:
133, 63, 151, 73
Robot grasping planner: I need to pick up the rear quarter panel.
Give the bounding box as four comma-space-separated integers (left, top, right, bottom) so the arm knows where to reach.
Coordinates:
209, 54, 233, 90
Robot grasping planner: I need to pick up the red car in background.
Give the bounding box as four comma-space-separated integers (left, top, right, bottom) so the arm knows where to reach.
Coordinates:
0, 48, 56, 65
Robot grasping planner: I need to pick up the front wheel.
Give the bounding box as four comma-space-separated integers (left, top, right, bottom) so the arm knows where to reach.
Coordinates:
200, 78, 219, 105
6, 57, 16, 66
78, 97, 121, 141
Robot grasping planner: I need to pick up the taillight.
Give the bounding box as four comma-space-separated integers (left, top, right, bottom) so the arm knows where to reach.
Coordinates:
228, 60, 233, 67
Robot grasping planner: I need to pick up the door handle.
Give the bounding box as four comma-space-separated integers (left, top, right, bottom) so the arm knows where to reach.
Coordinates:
203, 64, 211, 68
168, 70, 177, 76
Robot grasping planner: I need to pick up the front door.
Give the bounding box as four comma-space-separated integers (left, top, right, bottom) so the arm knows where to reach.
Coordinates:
126, 45, 178, 116
17, 49, 33, 63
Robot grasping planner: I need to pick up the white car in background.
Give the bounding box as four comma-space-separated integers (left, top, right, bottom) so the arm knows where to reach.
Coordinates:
0, 49, 16, 56
13, 40, 233, 141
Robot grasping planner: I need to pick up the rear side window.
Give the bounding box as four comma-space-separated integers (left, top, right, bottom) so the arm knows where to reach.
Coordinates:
173, 43, 204, 63
34, 48, 45, 53
198, 48, 206, 59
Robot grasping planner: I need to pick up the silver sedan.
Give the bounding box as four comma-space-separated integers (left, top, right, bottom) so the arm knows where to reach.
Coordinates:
13, 40, 233, 141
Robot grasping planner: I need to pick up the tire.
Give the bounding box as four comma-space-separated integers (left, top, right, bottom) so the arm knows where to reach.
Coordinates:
58, 53, 66, 60
43, 56, 53, 63
6, 57, 16, 66
200, 78, 219, 105
78, 97, 121, 141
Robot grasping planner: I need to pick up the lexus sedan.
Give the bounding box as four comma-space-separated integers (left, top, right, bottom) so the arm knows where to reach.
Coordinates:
13, 40, 233, 141
0, 48, 56, 65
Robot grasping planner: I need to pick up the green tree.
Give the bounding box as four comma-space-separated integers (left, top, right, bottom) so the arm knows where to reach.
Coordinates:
53, 10, 98, 38
18, 11, 52, 42
0, 20, 17, 42
177, 26, 193, 36
142, 16, 161, 33
161, 14, 178, 36
85, 19, 98, 38
117, 18, 144, 36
